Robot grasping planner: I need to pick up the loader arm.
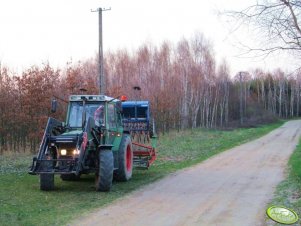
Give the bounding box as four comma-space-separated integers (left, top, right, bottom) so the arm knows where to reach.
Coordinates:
29, 117, 63, 174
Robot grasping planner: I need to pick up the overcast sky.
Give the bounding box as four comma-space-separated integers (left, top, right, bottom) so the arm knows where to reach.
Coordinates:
0, 0, 298, 75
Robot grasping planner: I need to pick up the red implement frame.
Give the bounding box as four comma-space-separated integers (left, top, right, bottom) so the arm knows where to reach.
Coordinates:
132, 142, 156, 168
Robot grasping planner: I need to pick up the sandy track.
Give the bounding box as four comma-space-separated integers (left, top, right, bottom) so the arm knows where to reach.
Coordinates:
72, 120, 301, 226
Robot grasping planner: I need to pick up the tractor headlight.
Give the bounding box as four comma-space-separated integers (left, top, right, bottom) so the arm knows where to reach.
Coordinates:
60, 149, 67, 156
73, 149, 80, 155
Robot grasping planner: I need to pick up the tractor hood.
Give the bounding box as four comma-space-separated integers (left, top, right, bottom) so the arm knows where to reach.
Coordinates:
60, 130, 82, 136
48, 129, 83, 146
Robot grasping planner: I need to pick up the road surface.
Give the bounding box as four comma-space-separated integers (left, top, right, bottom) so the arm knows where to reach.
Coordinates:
72, 120, 301, 226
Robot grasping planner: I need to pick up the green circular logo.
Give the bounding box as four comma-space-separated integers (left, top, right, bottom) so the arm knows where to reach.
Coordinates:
266, 206, 299, 225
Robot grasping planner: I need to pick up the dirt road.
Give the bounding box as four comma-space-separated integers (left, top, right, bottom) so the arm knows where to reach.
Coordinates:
73, 120, 301, 226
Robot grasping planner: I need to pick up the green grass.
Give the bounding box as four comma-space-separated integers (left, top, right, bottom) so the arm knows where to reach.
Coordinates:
266, 137, 301, 226
0, 121, 284, 226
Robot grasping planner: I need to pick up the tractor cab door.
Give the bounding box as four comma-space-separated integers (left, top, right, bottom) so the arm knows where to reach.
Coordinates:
107, 103, 122, 149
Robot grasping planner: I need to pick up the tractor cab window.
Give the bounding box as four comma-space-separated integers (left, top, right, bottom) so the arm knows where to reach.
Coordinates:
68, 102, 104, 127
94, 105, 105, 127
108, 104, 116, 128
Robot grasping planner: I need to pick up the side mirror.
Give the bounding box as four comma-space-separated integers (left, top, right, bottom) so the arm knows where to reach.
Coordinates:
51, 99, 57, 113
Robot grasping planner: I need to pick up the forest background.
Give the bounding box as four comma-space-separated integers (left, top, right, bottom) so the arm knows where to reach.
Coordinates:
0, 33, 298, 153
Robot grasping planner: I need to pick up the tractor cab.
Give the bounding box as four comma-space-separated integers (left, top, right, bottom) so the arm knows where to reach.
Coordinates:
66, 95, 116, 129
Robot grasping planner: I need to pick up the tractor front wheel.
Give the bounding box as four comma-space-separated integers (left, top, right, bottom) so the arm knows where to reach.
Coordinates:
40, 157, 55, 191
114, 135, 133, 182
40, 174, 54, 191
95, 150, 113, 192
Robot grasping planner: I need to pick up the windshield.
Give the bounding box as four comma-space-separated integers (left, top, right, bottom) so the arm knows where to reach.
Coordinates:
68, 102, 104, 127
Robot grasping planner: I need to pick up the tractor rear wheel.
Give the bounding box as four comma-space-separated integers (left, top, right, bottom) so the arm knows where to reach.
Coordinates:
60, 174, 81, 181
114, 135, 133, 182
40, 174, 54, 191
95, 150, 113, 192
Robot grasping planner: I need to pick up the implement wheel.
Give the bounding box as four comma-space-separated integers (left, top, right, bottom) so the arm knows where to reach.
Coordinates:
40, 174, 54, 191
95, 150, 113, 192
114, 135, 133, 182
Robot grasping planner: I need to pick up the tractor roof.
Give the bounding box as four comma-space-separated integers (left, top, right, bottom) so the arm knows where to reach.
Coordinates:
69, 95, 117, 102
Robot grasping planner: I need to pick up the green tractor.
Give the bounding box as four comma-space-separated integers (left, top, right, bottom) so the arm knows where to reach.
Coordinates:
29, 94, 144, 191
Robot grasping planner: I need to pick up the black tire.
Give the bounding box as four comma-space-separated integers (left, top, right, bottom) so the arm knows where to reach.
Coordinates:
60, 174, 81, 181
40, 174, 54, 191
114, 135, 133, 182
95, 150, 113, 192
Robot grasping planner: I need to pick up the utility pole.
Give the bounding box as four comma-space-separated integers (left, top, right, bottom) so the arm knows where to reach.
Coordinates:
91, 7, 111, 95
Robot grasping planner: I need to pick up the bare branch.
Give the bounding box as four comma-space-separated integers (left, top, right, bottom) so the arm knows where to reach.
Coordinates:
281, 0, 301, 36
223, 0, 301, 58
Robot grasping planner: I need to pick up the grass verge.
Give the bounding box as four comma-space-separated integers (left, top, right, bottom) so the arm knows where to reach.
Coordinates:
266, 137, 301, 226
0, 121, 284, 226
